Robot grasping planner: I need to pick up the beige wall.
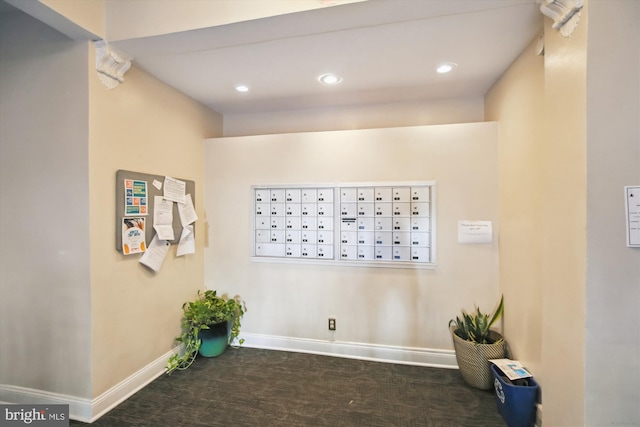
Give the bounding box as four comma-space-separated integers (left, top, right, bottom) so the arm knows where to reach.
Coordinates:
204, 123, 500, 355
486, 12, 589, 426
0, 10, 92, 399
223, 97, 484, 137
88, 53, 222, 395
584, 1, 640, 425
485, 1, 640, 425
485, 34, 545, 378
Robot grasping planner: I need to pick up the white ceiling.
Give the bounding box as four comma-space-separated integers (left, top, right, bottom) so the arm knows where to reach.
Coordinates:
6, 0, 543, 116
108, 0, 542, 115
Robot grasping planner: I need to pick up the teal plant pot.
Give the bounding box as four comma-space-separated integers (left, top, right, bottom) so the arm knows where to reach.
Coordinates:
198, 321, 229, 358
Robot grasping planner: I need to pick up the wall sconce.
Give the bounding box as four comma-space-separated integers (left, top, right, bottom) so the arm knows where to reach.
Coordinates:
537, 0, 583, 37
94, 40, 131, 89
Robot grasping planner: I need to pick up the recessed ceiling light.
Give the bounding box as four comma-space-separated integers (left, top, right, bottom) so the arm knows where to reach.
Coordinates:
318, 73, 342, 85
436, 63, 457, 74
235, 84, 249, 92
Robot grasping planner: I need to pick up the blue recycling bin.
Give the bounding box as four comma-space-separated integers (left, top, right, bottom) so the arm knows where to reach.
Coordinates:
491, 364, 539, 427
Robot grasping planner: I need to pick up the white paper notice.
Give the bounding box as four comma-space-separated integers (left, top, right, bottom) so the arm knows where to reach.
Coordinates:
625, 186, 640, 247
177, 225, 195, 256
178, 194, 198, 227
153, 195, 174, 240
458, 220, 493, 244
163, 176, 186, 204
152, 179, 163, 191
139, 235, 170, 272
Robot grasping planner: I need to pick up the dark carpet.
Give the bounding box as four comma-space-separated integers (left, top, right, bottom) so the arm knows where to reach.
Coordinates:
72, 347, 506, 426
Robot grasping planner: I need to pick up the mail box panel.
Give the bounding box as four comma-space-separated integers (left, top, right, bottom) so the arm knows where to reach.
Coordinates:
317, 216, 334, 231
410, 232, 430, 247
357, 231, 374, 245
270, 189, 285, 203
317, 203, 333, 216
340, 231, 357, 245
340, 188, 357, 202
411, 247, 430, 262
255, 189, 270, 203
375, 246, 392, 260
255, 217, 270, 229
392, 232, 411, 246
357, 203, 375, 217
255, 243, 285, 257
285, 203, 301, 216
357, 188, 374, 202
375, 217, 392, 230
374, 202, 392, 217
392, 217, 411, 231
374, 187, 392, 202
357, 217, 375, 230
300, 230, 317, 244
411, 187, 430, 202
392, 202, 411, 216
255, 203, 270, 216
340, 245, 357, 260
411, 202, 430, 217
270, 216, 284, 229
410, 217, 430, 232
285, 244, 301, 257
255, 230, 270, 243
270, 203, 285, 216
340, 203, 357, 217
357, 245, 375, 260
317, 230, 334, 245
317, 244, 333, 259
301, 203, 317, 216
316, 188, 333, 203
285, 189, 301, 203
300, 188, 317, 203
300, 216, 317, 230
392, 246, 410, 261
374, 231, 392, 246
392, 187, 410, 202
300, 244, 317, 258
285, 230, 301, 243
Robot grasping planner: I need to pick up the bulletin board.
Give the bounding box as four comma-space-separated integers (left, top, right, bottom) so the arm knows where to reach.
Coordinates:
115, 169, 195, 252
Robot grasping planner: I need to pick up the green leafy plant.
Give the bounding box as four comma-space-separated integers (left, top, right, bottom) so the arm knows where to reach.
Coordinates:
449, 295, 504, 344
166, 290, 246, 374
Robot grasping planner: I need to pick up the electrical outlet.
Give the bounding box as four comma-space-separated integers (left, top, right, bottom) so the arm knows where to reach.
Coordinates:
328, 317, 336, 331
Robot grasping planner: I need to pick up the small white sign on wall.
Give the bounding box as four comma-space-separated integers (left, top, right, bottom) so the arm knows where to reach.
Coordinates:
625, 186, 640, 247
458, 220, 492, 244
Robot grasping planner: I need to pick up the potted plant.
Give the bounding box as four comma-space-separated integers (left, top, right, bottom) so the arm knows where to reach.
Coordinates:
166, 289, 246, 374
448, 295, 505, 390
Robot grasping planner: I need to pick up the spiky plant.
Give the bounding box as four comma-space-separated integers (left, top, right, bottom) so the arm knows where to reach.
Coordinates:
449, 296, 504, 344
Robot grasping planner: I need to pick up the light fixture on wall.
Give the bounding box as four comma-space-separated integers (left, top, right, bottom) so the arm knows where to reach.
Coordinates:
537, 0, 583, 37
94, 40, 132, 90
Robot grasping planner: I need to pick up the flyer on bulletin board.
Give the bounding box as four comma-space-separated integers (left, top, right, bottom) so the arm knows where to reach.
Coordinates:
122, 217, 146, 255
124, 179, 148, 216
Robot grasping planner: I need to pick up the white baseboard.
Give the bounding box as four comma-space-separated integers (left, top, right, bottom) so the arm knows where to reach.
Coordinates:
0, 347, 178, 423
240, 333, 458, 369
1, 338, 456, 423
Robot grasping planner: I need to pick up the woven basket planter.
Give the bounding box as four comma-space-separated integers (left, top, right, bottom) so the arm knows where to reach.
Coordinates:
452, 329, 506, 390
